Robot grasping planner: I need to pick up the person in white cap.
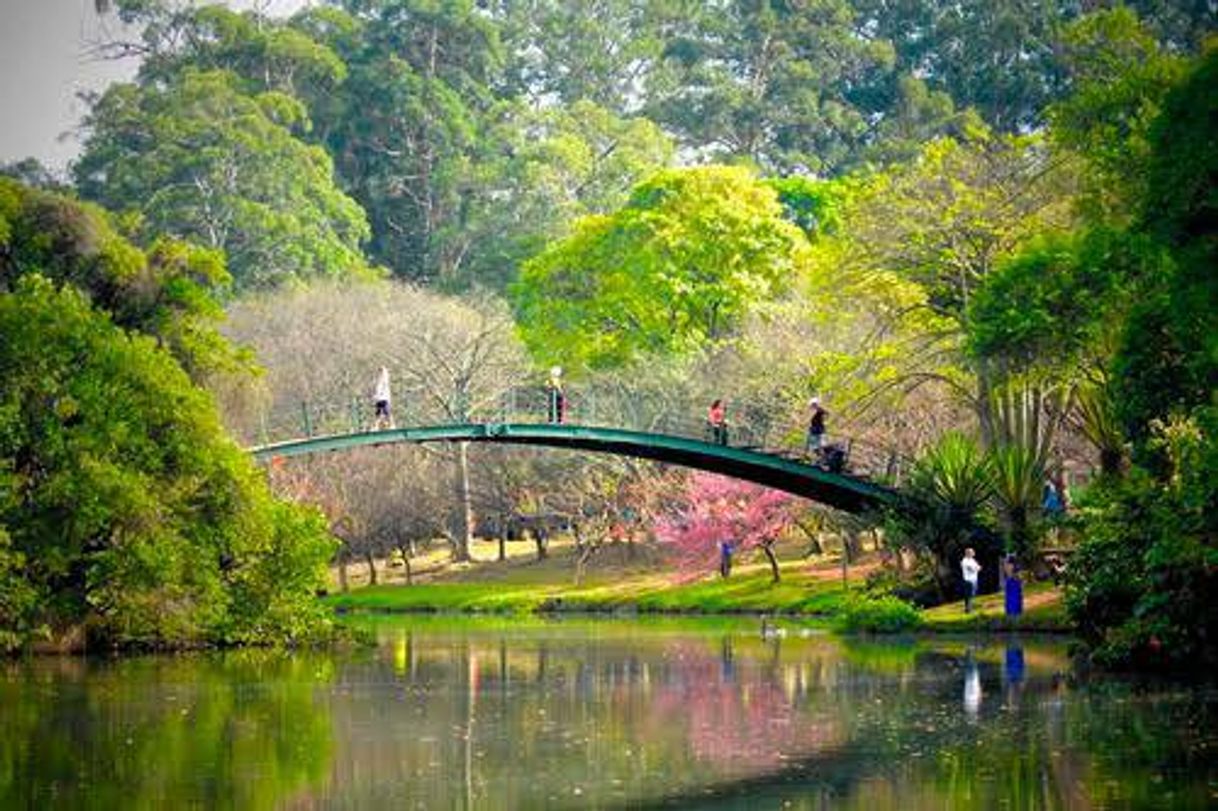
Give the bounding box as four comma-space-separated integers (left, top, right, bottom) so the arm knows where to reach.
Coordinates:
805, 396, 828, 453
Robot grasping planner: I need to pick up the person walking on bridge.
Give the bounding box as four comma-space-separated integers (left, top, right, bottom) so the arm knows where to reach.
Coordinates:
373, 366, 394, 429
805, 397, 828, 455
546, 366, 566, 424
707, 399, 729, 445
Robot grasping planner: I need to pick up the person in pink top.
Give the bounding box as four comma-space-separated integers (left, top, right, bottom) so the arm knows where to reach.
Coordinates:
707, 399, 728, 445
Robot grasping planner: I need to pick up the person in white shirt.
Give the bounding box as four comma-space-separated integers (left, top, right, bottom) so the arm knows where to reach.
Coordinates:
373, 366, 393, 429
961, 547, 981, 612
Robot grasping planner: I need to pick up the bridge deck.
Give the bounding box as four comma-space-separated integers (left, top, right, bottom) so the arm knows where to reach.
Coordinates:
250, 422, 897, 514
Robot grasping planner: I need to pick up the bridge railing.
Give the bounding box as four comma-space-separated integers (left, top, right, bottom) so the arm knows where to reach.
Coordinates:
245, 385, 910, 486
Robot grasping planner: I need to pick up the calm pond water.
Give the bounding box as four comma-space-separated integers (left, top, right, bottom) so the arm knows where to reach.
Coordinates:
1, 617, 1215, 810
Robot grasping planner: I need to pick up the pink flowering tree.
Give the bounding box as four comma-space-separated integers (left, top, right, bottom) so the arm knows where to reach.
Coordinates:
656, 472, 800, 583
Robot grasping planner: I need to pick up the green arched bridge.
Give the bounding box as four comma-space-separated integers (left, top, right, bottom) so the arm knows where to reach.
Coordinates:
250, 422, 899, 514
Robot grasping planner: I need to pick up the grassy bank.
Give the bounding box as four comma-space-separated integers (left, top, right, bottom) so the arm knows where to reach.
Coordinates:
328, 560, 852, 616
325, 540, 1074, 634
920, 583, 1071, 632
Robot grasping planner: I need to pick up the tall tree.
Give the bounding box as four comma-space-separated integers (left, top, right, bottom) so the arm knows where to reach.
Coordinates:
309, 0, 503, 284
74, 70, 372, 289
512, 165, 808, 370
494, 0, 667, 112
97, 2, 348, 97
452, 99, 674, 290
854, 0, 1069, 133
0, 177, 235, 380
0, 183, 336, 648
646, 0, 897, 173
1049, 8, 1187, 223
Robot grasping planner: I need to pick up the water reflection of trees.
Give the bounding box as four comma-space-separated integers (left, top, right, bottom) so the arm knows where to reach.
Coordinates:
3, 631, 1213, 810
347, 630, 1216, 810
0, 652, 332, 810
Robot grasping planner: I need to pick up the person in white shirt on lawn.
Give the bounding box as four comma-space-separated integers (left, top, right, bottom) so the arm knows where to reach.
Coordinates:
961, 547, 981, 613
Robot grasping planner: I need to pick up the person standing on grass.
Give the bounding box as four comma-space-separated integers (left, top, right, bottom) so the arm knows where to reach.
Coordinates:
373, 366, 393, 429
961, 547, 981, 613
719, 539, 734, 577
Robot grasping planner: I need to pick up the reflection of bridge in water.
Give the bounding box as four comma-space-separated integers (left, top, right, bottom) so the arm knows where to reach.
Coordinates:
247, 387, 906, 513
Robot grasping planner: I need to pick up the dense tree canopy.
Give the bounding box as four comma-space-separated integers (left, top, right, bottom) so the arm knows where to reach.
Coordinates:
0, 177, 234, 379
0, 182, 336, 649
513, 166, 808, 369
75, 69, 371, 289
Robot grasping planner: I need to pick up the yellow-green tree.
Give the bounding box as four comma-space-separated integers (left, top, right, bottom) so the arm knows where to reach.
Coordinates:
512, 166, 809, 370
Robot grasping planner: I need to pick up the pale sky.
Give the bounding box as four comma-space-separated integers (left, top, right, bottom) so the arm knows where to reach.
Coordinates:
0, 0, 308, 174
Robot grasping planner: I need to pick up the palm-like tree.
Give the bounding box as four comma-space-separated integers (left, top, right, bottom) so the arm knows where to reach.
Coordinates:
988, 443, 1045, 558
897, 432, 995, 597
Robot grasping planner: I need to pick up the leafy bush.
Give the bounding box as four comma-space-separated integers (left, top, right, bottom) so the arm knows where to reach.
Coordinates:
1066, 411, 1218, 670
834, 595, 922, 634
863, 564, 940, 608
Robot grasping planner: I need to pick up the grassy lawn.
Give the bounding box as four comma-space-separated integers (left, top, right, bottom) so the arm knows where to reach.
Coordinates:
327, 557, 852, 616
325, 537, 1075, 634
920, 582, 1072, 632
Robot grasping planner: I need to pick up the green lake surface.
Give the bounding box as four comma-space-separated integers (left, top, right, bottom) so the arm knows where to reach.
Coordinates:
1, 616, 1215, 809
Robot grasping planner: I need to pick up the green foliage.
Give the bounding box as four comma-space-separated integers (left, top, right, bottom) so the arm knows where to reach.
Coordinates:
829, 132, 1075, 328
0, 527, 40, 651
966, 228, 1166, 375
854, 0, 1068, 134
987, 442, 1045, 558
764, 175, 855, 239
305, 0, 502, 284
0, 276, 336, 649
1111, 46, 1218, 444
125, 3, 348, 96
833, 595, 922, 634
646, 0, 897, 173
1050, 8, 1187, 220
909, 433, 995, 522
0, 177, 237, 379
1142, 44, 1218, 250
512, 166, 808, 370
885, 433, 997, 596
74, 70, 371, 289
447, 99, 674, 290
1066, 412, 1218, 670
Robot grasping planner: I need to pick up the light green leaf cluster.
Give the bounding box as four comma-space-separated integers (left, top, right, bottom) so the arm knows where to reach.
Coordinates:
513, 165, 809, 370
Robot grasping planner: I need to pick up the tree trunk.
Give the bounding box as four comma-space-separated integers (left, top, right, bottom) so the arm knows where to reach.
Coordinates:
575, 545, 596, 586
535, 530, 548, 561
337, 554, 349, 593
451, 442, 473, 562
398, 545, 413, 586
762, 542, 781, 584
497, 531, 506, 562
365, 550, 378, 586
